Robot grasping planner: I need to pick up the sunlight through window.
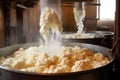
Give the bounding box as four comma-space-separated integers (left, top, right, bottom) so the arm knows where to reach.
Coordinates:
100, 0, 116, 20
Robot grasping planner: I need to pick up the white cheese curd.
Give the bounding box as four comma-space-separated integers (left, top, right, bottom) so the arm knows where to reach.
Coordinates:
73, 2, 85, 34
0, 46, 109, 73
40, 7, 63, 45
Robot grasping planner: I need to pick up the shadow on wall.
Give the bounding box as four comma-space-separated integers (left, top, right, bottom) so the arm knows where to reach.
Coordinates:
97, 20, 115, 32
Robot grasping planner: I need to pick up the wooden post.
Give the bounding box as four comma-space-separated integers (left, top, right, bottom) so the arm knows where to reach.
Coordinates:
16, 7, 25, 43
9, 1, 17, 45
115, 0, 120, 72
0, 2, 5, 48
2, 1, 10, 46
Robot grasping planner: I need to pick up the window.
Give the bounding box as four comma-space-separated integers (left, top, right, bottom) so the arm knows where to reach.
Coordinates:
99, 0, 116, 20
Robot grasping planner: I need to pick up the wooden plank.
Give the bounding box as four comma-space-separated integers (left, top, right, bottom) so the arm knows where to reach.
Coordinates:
9, 2, 18, 45
115, 0, 120, 72
22, 3, 40, 42
0, 0, 92, 2
16, 7, 25, 43
0, 2, 5, 48
2, 2, 11, 46
10, 1, 17, 27
17, 0, 39, 1
61, 5, 77, 32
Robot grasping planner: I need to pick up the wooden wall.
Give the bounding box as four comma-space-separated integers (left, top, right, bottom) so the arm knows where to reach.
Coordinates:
0, 2, 5, 48
61, 4, 77, 32
85, 3, 97, 31
23, 3, 40, 43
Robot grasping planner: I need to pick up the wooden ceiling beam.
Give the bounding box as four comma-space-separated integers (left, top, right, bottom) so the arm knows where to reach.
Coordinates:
0, 0, 93, 3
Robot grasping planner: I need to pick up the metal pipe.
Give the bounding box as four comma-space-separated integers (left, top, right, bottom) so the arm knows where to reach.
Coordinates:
17, 4, 28, 9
